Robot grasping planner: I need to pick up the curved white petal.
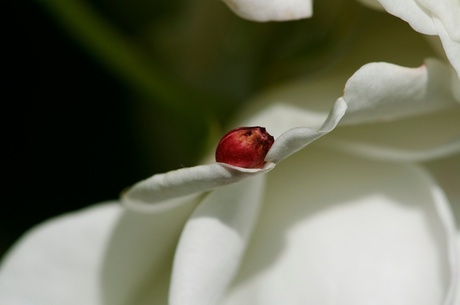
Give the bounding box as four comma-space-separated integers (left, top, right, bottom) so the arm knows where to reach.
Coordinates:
101, 195, 202, 305
322, 59, 460, 161
434, 16, 460, 79
370, 0, 437, 35
222, 148, 459, 305
371, 0, 460, 41
234, 13, 441, 138
124, 98, 347, 213
221, 0, 312, 22
122, 162, 275, 213
425, 154, 460, 235
426, 154, 460, 304
323, 108, 460, 162
367, 0, 460, 77
417, 0, 460, 41
265, 98, 347, 163
0, 203, 122, 305
340, 59, 458, 125
170, 175, 265, 305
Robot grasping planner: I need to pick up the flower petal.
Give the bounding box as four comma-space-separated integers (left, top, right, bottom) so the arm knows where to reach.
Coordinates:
124, 97, 347, 213
0, 203, 121, 305
221, 0, 312, 22
233, 12, 440, 138
222, 148, 458, 305
321, 59, 460, 161
323, 108, 460, 162
425, 154, 460, 304
340, 59, 458, 125
434, 16, 460, 79
363, 0, 460, 77
169, 175, 265, 305
416, 0, 460, 41
425, 154, 460, 228
364, 0, 437, 35
101, 195, 202, 305
264, 98, 347, 163
122, 162, 274, 213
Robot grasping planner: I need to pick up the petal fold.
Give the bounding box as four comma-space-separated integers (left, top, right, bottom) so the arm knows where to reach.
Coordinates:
364, 0, 460, 77
340, 59, 458, 125
123, 162, 274, 213
101, 195, 202, 305
265, 98, 347, 163
324, 108, 460, 162
323, 59, 460, 162
170, 175, 265, 305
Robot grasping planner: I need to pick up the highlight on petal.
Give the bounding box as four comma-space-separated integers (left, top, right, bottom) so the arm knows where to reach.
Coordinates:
122, 162, 274, 213
0, 203, 122, 305
221, 0, 312, 22
340, 59, 458, 125
221, 147, 459, 305
170, 175, 265, 305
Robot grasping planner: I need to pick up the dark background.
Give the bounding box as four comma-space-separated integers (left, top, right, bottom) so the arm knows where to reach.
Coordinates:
2, 1, 147, 258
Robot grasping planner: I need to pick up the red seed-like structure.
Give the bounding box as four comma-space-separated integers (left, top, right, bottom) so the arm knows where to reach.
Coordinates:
215, 126, 274, 168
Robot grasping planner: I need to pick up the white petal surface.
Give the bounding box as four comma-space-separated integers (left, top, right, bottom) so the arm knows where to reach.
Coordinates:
264, 98, 347, 163
434, 16, 460, 79
322, 59, 460, 161
0, 203, 122, 305
221, 0, 312, 22
340, 59, 458, 125
234, 13, 439, 138
170, 175, 265, 305
416, 0, 460, 41
368, 0, 460, 77
222, 148, 458, 305
425, 154, 460, 228
124, 98, 347, 213
101, 195, 202, 305
324, 108, 460, 161
123, 163, 274, 213
370, 0, 437, 35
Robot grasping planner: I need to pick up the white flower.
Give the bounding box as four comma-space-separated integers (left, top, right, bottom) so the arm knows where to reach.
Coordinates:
358, 0, 460, 79
222, 0, 460, 81
1, 2, 460, 305
221, 0, 313, 22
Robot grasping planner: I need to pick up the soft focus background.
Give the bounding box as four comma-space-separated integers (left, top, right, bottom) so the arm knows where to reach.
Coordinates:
3, 1, 145, 258
3, 0, 417, 259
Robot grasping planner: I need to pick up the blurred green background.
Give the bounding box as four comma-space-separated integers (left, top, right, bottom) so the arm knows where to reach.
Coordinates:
2, 0, 362, 258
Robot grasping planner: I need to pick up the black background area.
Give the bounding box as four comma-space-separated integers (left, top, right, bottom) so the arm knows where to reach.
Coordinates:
1, 1, 146, 258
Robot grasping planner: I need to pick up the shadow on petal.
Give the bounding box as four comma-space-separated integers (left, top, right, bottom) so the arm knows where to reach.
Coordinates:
222, 147, 457, 305
100, 194, 202, 305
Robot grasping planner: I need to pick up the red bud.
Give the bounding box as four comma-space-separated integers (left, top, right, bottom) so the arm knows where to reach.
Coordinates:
215, 126, 274, 168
